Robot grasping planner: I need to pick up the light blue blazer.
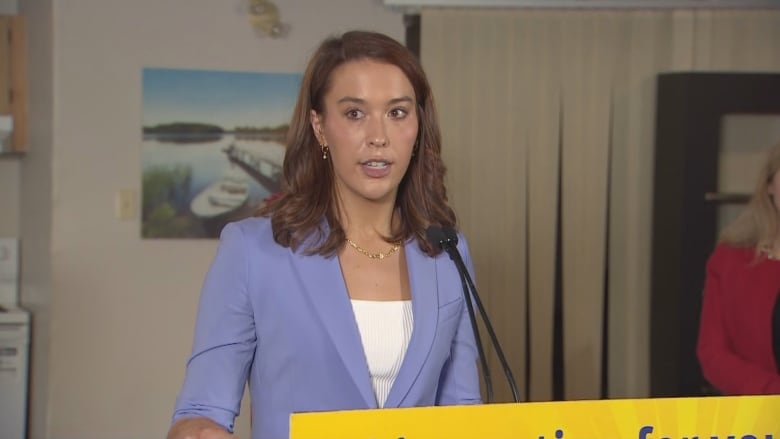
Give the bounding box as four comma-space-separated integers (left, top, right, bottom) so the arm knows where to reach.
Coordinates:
172, 217, 481, 439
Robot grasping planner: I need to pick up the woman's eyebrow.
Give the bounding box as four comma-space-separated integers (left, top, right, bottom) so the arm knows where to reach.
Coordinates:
336, 96, 414, 105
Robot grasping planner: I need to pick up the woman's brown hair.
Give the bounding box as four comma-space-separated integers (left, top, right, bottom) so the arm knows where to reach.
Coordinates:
258, 30, 455, 256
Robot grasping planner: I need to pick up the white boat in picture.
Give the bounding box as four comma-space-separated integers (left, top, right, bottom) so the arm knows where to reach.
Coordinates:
190, 172, 250, 219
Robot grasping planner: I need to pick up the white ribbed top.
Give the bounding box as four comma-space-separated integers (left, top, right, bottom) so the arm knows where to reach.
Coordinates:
350, 299, 414, 408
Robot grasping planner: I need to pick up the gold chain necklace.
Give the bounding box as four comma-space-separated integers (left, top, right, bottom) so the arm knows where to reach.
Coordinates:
346, 238, 401, 260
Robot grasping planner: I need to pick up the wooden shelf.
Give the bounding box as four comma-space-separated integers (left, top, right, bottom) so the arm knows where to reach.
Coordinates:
0, 15, 26, 154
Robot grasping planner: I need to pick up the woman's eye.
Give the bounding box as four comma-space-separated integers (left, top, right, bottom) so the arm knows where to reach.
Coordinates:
345, 109, 364, 119
389, 108, 409, 119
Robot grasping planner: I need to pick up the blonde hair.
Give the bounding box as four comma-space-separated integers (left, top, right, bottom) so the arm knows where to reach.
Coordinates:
719, 141, 780, 252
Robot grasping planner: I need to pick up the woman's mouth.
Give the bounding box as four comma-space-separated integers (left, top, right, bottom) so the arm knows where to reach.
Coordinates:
361, 160, 392, 178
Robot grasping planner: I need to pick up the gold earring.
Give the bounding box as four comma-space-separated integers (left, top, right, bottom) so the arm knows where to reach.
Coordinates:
321, 144, 329, 160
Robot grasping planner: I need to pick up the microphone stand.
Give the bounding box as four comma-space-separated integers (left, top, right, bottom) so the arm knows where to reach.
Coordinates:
456, 261, 493, 402
428, 225, 520, 403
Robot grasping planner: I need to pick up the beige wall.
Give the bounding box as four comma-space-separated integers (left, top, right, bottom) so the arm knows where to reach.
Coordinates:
0, 160, 20, 234
0, 0, 18, 238
13, 1, 404, 438
0, 1, 17, 19
18, 2, 54, 439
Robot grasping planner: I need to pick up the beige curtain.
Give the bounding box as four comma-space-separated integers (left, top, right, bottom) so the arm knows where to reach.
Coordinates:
421, 8, 780, 402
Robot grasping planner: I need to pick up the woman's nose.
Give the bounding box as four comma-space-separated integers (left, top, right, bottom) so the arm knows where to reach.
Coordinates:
367, 118, 388, 147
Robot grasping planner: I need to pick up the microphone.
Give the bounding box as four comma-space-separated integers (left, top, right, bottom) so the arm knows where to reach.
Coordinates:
426, 225, 520, 403
427, 225, 493, 402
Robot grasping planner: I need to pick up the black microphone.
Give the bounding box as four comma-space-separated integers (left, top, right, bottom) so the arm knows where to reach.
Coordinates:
426, 225, 520, 403
426, 225, 493, 402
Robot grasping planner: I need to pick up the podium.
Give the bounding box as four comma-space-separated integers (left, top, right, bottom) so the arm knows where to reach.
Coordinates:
290, 395, 780, 439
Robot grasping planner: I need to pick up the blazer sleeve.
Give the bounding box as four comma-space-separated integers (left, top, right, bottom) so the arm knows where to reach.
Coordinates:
435, 234, 483, 405
696, 247, 780, 395
171, 223, 258, 432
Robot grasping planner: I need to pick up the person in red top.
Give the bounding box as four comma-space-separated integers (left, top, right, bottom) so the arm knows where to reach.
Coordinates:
697, 141, 780, 395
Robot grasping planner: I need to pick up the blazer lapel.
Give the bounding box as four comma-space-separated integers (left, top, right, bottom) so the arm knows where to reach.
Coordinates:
295, 251, 377, 408
383, 241, 439, 407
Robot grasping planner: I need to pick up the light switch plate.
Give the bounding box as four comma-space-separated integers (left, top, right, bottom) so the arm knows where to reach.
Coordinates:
115, 189, 137, 220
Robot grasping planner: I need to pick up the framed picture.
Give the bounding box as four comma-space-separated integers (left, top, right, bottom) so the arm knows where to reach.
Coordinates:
141, 67, 301, 239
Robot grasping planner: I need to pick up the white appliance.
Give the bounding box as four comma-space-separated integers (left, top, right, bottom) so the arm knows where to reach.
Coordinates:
0, 238, 30, 439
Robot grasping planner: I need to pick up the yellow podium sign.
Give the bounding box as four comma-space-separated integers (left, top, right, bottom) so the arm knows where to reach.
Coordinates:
290, 395, 780, 439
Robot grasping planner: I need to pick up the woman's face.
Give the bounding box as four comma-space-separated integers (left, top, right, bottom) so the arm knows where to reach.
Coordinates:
769, 169, 780, 211
311, 59, 418, 206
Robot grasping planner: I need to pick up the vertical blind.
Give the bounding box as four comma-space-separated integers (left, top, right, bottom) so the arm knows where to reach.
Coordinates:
421, 8, 780, 401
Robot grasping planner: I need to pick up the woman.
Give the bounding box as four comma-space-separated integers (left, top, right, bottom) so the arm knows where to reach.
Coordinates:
697, 141, 780, 395
167, 31, 481, 439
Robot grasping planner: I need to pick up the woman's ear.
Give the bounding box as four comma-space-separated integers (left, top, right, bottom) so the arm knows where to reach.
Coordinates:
310, 110, 324, 145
